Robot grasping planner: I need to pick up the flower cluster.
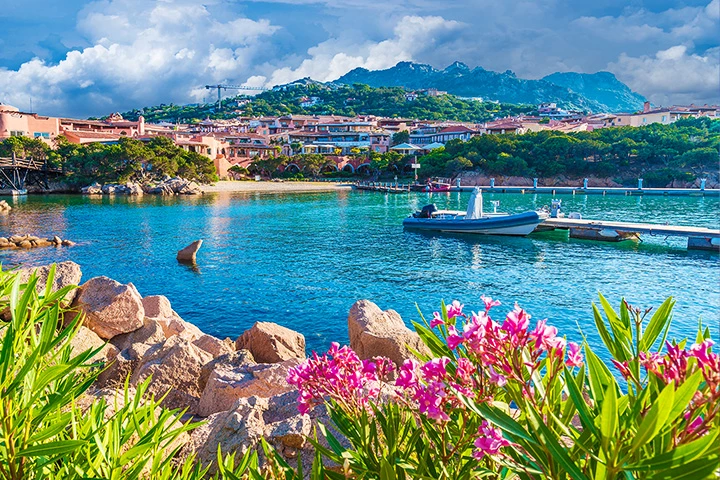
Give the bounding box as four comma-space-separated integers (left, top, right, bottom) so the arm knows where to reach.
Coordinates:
287, 342, 394, 414
473, 421, 512, 459
396, 297, 583, 423
612, 339, 719, 440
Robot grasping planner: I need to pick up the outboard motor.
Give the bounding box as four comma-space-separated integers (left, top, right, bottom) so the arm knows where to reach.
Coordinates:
550, 199, 562, 218
414, 204, 437, 218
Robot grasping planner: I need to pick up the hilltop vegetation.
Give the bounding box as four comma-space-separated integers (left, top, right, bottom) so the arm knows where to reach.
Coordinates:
416, 117, 720, 186
120, 83, 533, 123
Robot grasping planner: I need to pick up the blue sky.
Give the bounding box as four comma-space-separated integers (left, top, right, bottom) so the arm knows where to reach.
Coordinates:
0, 0, 718, 117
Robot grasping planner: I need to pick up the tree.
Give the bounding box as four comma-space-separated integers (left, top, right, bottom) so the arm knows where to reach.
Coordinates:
391, 130, 410, 145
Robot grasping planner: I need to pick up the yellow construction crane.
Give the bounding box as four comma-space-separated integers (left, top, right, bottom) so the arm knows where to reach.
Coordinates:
204, 84, 269, 107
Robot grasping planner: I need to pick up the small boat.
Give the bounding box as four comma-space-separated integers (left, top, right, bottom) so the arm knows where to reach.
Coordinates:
402, 187, 547, 236
424, 180, 451, 192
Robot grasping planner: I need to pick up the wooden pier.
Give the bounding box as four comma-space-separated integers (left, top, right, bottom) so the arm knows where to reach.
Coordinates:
0, 155, 63, 193
537, 218, 720, 251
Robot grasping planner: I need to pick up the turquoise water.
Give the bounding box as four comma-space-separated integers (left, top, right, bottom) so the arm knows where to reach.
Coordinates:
0, 190, 718, 355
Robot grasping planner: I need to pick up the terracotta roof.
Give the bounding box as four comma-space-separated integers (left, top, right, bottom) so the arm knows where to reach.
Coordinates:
438, 125, 473, 134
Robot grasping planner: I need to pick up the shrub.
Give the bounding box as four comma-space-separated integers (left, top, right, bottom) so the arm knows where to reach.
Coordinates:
0, 266, 302, 479
288, 296, 720, 479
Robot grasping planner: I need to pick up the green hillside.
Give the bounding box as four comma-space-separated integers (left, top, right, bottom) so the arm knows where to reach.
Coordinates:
118, 83, 534, 124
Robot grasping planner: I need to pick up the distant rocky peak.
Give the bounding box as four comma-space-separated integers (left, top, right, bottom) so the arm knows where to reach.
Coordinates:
444, 61, 470, 72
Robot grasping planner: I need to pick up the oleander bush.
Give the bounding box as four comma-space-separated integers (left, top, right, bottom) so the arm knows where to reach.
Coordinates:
288, 296, 720, 479
2, 264, 718, 479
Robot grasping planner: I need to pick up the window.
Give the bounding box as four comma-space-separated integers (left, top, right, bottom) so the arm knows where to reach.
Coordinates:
9, 130, 25, 137
662, 115, 667, 122
642, 118, 647, 123
34, 132, 50, 138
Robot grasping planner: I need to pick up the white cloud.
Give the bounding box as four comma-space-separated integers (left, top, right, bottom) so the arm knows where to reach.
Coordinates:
0, 0, 279, 116
267, 15, 464, 85
609, 45, 720, 105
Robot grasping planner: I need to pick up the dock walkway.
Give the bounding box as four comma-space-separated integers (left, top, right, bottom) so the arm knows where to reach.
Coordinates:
538, 218, 720, 251
353, 182, 719, 197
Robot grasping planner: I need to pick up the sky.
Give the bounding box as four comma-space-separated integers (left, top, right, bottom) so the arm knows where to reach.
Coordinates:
0, 0, 718, 117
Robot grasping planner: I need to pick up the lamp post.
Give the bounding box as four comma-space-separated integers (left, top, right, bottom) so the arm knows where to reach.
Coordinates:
411, 155, 420, 183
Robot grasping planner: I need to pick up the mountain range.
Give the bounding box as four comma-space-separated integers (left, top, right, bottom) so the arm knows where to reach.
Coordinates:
334, 62, 646, 113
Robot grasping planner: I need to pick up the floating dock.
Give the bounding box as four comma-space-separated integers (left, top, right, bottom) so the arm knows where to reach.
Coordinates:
536, 218, 720, 251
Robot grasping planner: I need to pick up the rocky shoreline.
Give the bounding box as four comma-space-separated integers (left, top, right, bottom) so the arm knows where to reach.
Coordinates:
21, 261, 420, 472
81, 177, 203, 196
1, 234, 75, 249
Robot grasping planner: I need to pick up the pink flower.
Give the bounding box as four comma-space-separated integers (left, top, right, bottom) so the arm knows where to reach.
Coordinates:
447, 300, 465, 319
455, 357, 476, 383
480, 295, 501, 313
487, 365, 507, 387
430, 312, 444, 328
690, 340, 716, 368
473, 421, 511, 459
287, 343, 393, 415
421, 357, 451, 381
639, 351, 661, 372
446, 325, 465, 350
566, 342, 583, 368
685, 411, 704, 433
501, 304, 530, 345
396, 358, 420, 390
530, 319, 558, 351
416, 381, 450, 422
611, 359, 631, 379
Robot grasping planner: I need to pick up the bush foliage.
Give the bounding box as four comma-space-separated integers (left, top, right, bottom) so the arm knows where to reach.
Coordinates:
1, 265, 717, 479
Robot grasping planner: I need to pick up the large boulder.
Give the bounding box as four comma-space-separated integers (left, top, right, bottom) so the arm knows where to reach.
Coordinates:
18, 261, 83, 303
71, 277, 145, 339
235, 322, 306, 364
131, 336, 213, 414
348, 300, 427, 367
143, 295, 202, 339
97, 318, 167, 387
183, 391, 335, 474
69, 326, 119, 364
198, 356, 299, 417
142, 295, 232, 357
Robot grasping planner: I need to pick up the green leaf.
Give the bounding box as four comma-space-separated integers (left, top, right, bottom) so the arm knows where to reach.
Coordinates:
19, 440, 86, 457
647, 453, 720, 480
631, 380, 675, 453
565, 368, 599, 437
599, 384, 618, 454
640, 297, 675, 352
586, 347, 615, 406
667, 369, 703, 426
627, 431, 719, 472
526, 408, 590, 480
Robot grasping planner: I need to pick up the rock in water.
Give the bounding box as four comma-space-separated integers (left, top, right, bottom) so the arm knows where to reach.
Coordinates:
71, 276, 145, 339
235, 322, 306, 363
177, 240, 202, 263
348, 299, 428, 367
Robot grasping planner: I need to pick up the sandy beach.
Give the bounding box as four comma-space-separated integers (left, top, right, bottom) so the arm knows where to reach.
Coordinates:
200, 180, 353, 194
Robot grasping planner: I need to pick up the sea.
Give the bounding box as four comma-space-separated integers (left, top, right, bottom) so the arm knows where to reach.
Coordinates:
1, 189, 718, 355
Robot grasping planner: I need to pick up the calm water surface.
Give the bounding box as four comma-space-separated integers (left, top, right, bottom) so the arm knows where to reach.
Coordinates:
1, 190, 718, 354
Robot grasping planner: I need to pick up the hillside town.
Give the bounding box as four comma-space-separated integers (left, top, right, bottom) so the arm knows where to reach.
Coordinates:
1, 100, 718, 179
